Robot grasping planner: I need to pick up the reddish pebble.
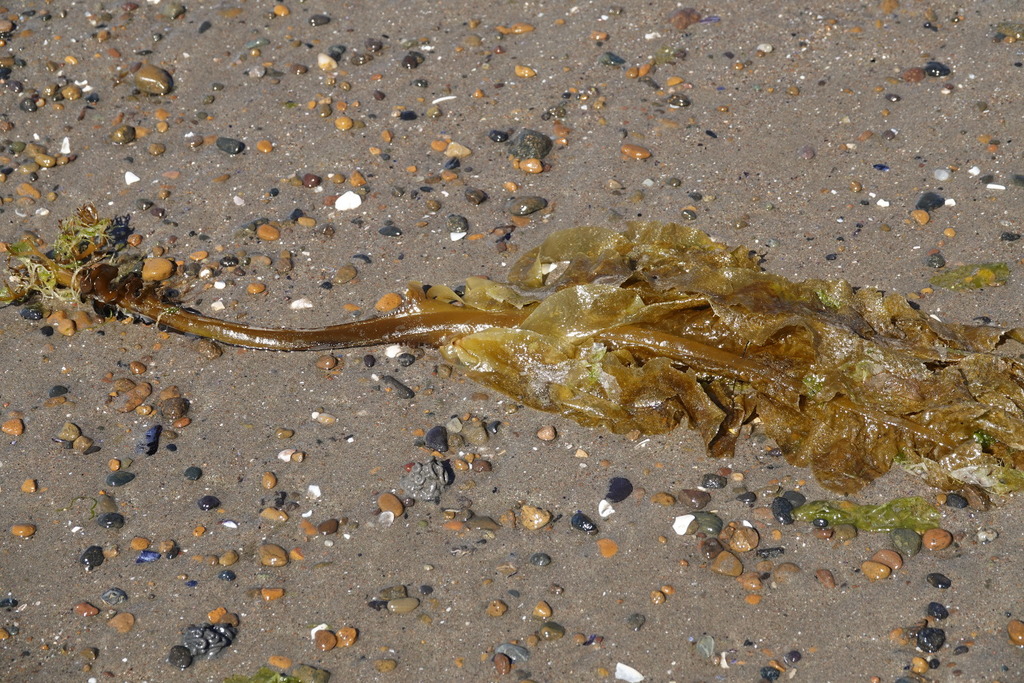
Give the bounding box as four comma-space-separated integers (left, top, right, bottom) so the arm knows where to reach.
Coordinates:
74, 602, 100, 617
668, 7, 701, 30
922, 528, 953, 551
871, 549, 903, 571
493, 653, 512, 675
902, 67, 926, 82
816, 568, 836, 588
620, 143, 652, 160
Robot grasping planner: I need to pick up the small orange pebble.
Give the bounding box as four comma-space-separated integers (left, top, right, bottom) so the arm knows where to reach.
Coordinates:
374, 292, 403, 312
666, 76, 685, 86
442, 520, 465, 531
620, 143, 651, 159
514, 65, 537, 78
208, 606, 228, 623
910, 209, 930, 225
189, 250, 209, 261
519, 158, 543, 174
260, 587, 285, 601
430, 139, 448, 152
256, 224, 281, 241
268, 655, 293, 669
334, 116, 354, 131
744, 594, 763, 605
21, 479, 37, 493
272, 4, 289, 17
922, 528, 953, 551
596, 538, 619, 558
10, 523, 36, 538
349, 171, 366, 187
247, 283, 267, 295
943, 227, 956, 238
1008, 619, 1024, 645
2, 418, 24, 436
256, 139, 274, 153
870, 549, 903, 571
337, 626, 358, 647
861, 560, 891, 581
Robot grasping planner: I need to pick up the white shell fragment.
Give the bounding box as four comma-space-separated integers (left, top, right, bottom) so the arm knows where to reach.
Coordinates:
335, 190, 362, 211
124, 171, 140, 185
615, 662, 645, 682
672, 514, 696, 536
598, 499, 615, 518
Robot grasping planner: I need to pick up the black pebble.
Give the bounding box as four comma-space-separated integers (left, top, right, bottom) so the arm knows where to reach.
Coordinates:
96, 512, 125, 529
736, 491, 757, 506
782, 490, 807, 507
944, 493, 969, 508
917, 626, 946, 653
363, 354, 376, 367
215, 137, 244, 155
927, 602, 949, 620
197, 495, 221, 511
396, 352, 416, 367
105, 471, 136, 487
924, 61, 951, 77
756, 546, 785, 559
927, 572, 952, 589
488, 129, 509, 143
811, 517, 829, 528
184, 466, 203, 481
19, 308, 43, 320
784, 650, 802, 664
101, 587, 128, 605
759, 665, 781, 681
771, 497, 794, 525
916, 192, 945, 211
1000, 232, 1021, 242
309, 14, 330, 26
570, 510, 598, 535
0, 598, 17, 609
424, 425, 449, 452
217, 570, 236, 582
700, 473, 727, 489
378, 224, 402, 237
48, 385, 69, 398
80, 545, 104, 570
168, 645, 193, 670
605, 477, 633, 503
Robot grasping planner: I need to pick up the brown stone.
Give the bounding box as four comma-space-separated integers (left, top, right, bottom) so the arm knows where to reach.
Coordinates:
258, 543, 288, 567
314, 629, 337, 651
377, 493, 404, 517
862, 560, 892, 581
816, 568, 837, 589
336, 626, 358, 647
871, 549, 903, 571
74, 602, 100, 617
1008, 619, 1024, 645
922, 528, 953, 551
107, 612, 135, 633
709, 550, 743, 577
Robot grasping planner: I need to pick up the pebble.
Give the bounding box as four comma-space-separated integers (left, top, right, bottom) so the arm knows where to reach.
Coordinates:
96, 513, 125, 530
596, 538, 618, 558
134, 64, 173, 95
605, 477, 633, 503
108, 612, 135, 633
183, 466, 203, 481
1008, 619, 1024, 645
10, 523, 35, 538
668, 7, 702, 30
727, 526, 759, 552
770, 496, 794, 524
215, 137, 245, 155
507, 129, 552, 160
197, 495, 221, 511
258, 544, 289, 567
927, 602, 949, 620
944, 493, 969, 509
80, 545, 104, 571
168, 645, 193, 670
871, 549, 903, 571
917, 627, 945, 653
487, 600, 508, 617
101, 588, 128, 605
380, 375, 415, 399
530, 552, 552, 567
861, 560, 892, 581
141, 258, 175, 281
678, 489, 711, 509
700, 473, 727, 489
495, 643, 529, 663
926, 572, 952, 589
621, 143, 651, 160
570, 511, 598, 534
378, 493, 405, 517
891, 528, 922, 557
1, 418, 24, 436
506, 196, 548, 216
493, 653, 511, 675
106, 471, 136, 487
710, 550, 743, 577
922, 528, 952, 550
539, 621, 565, 640
313, 629, 337, 651
520, 505, 551, 530
650, 492, 675, 506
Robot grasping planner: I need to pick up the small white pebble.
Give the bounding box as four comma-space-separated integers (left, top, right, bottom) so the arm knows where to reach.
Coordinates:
307, 485, 321, 499
124, 171, 140, 185
986, 183, 1006, 190
316, 53, 337, 71
60, 137, 71, 154
449, 232, 467, 241
968, 166, 981, 176
278, 448, 296, 462
757, 43, 773, 53
335, 190, 362, 211
876, 198, 890, 207
210, 299, 225, 312
933, 168, 950, 181
213, 281, 226, 290
289, 298, 313, 310
232, 195, 245, 206
615, 662, 645, 682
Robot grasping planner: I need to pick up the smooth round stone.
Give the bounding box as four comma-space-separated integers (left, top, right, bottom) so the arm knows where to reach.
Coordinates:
96, 512, 125, 530
570, 510, 598, 535
529, 552, 552, 567
167, 645, 193, 670
216, 137, 244, 155
445, 214, 469, 233
781, 490, 806, 507
944, 493, 969, 509
625, 613, 646, 631
80, 545, 104, 570
218, 570, 236, 582
891, 528, 922, 557
917, 627, 945, 653
700, 473, 727, 489
141, 257, 175, 281
927, 602, 949, 620
197, 495, 221, 511
871, 549, 903, 571
924, 61, 950, 77
861, 560, 891, 581
507, 129, 552, 160
387, 597, 419, 614
464, 188, 488, 205
922, 528, 953, 550
770, 497, 794, 525
916, 192, 945, 211
258, 543, 288, 567
678, 489, 711, 510
506, 196, 547, 216
520, 505, 551, 530
110, 125, 136, 144
832, 524, 858, 542
309, 14, 330, 26
105, 471, 136, 487
926, 572, 952, 589
135, 64, 173, 95
377, 585, 407, 601
183, 466, 203, 481
710, 550, 743, 577
424, 425, 449, 452
539, 621, 565, 640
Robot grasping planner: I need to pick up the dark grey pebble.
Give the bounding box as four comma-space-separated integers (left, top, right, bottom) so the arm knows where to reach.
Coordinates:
736, 491, 757, 506
598, 51, 626, 66
101, 587, 128, 605
183, 466, 203, 481
924, 61, 950, 77
464, 188, 488, 205
760, 666, 782, 681
689, 511, 723, 536
380, 375, 415, 399
927, 602, 948, 620
916, 192, 945, 211
678, 488, 711, 509
218, 570, 236, 581
507, 129, 553, 160
925, 252, 946, 268
96, 512, 125, 530
506, 196, 547, 216
917, 627, 945, 653
159, 397, 189, 420
700, 473, 727, 489
605, 476, 633, 503
784, 650, 802, 664
378, 223, 402, 237
944, 493, 969, 509
215, 137, 244, 155
1000, 231, 1021, 242
891, 528, 922, 557
529, 552, 552, 566
424, 425, 449, 452
105, 471, 136, 487
80, 545, 104, 570
771, 496, 794, 524
396, 352, 416, 367
167, 645, 193, 670
781, 490, 806, 507
48, 385, 69, 398
626, 613, 646, 631
927, 572, 951, 589
445, 214, 469, 233
494, 643, 529, 663
197, 495, 221, 511
570, 510, 598, 535
756, 547, 785, 559
308, 14, 331, 26
487, 129, 509, 143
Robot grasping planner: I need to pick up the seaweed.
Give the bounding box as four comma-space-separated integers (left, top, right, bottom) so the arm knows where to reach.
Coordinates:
792, 496, 940, 532
5, 211, 1024, 496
